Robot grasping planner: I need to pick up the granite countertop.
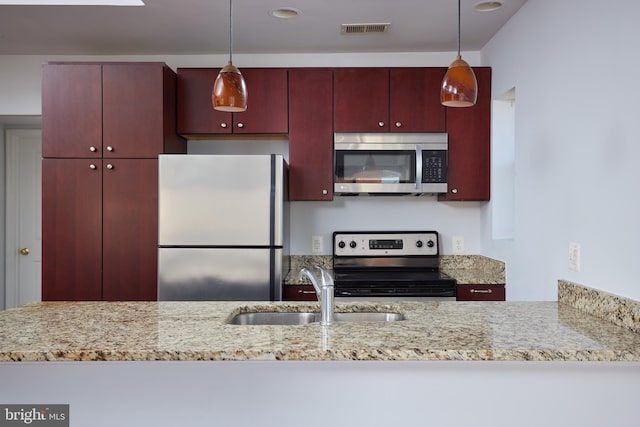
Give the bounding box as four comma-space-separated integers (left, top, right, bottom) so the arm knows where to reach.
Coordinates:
1, 283, 639, 362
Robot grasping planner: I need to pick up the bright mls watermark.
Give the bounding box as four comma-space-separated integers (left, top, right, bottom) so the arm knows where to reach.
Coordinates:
0, 405, 68, 426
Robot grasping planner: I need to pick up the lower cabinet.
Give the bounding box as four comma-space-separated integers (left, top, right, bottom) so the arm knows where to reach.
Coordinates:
456, 284, 506, 301
283, 285, 317, 301
42, 158, 159, 301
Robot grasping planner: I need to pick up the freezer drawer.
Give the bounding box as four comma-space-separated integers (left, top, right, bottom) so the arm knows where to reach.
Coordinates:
158, 248, 283, 301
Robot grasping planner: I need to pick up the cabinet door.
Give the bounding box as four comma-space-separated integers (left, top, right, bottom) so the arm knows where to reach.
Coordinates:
42, 64, 102, 158
440, 67, 492, 201
289, 68, 334, 201
103, 63, 167, 158
334, 68, 390, 132
177, 68, 232, 135
390, 68, 447, 132
42, 159, 102, 300
102, 159, 159, 301
233, 68, 288, 134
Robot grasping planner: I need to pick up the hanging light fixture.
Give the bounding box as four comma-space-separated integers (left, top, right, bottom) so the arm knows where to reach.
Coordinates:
212, 0, 248, 112
440, 0, 478, 107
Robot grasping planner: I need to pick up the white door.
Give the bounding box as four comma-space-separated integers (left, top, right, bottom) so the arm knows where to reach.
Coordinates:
5, 129, 42, 308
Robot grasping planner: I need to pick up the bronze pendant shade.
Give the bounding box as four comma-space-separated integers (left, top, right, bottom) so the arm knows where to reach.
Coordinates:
441, 0, 477, 107
212, 0, 248, 112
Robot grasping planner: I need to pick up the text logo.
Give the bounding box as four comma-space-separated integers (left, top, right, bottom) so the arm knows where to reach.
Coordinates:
0, 405, 68, 427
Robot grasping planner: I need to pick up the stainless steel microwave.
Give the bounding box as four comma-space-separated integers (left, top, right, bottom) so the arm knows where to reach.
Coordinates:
334, 132, 448, 195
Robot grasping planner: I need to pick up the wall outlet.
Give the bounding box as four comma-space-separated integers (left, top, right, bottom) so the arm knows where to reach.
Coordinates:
452, 236, 465, 254
311, 235, 324, 254
568, 242, 581, 272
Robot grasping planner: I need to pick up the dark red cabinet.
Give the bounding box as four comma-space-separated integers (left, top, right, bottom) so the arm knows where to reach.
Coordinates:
456, 284, 506, 301
177, 68, 288, 135
440, 67, 492, 201
288, 68, 334, 201
42, 62, 185, 301
333, 67, 446, 133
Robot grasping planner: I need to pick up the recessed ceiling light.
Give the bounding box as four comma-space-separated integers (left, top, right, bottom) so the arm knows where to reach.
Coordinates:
474, 1, 503, 12
270, 7, 301, 19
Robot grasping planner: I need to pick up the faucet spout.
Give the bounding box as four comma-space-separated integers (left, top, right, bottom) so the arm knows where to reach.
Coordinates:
298, 266, 335, 326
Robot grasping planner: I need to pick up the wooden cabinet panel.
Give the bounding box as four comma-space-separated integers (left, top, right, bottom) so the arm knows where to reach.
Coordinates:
283, 285, 317, 301
390, 68, 447, 132
440, 67, 492, 201
103, 64, 184, 158
288, 68, 334, 201
102, 159, 158, 301
177, 68, 288, 135
456, 284, 505, 301
334, 68, 390, 132
42, 159, 103, 300
42, 64, 102, 158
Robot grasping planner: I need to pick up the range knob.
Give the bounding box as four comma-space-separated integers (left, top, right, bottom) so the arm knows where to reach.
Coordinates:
416, 240, 424, 248
349, 241, 357, 249
338, 241, 346, 249
427, 240, 435, 248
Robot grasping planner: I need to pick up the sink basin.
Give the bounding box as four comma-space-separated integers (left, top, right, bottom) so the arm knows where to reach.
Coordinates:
227, 311, 405, 325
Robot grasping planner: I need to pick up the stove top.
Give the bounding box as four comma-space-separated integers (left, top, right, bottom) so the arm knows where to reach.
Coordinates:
332, 231, 456, 298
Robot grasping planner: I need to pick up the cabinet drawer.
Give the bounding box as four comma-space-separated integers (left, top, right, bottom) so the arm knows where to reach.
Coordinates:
456, 284, 505, 301
283, 285, 317, 301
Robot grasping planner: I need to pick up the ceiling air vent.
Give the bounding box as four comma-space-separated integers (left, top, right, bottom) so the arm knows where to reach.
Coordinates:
341, 23, 390, 35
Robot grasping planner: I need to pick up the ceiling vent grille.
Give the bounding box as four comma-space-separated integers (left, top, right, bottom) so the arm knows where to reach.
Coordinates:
341, 23, 390, 35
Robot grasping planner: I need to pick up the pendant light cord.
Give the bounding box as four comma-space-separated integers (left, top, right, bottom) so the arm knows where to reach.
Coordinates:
457, 0, 461, 56
228, 0, 233, 63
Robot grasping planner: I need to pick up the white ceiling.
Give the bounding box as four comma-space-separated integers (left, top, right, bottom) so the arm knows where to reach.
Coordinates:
0, 0, 527, 55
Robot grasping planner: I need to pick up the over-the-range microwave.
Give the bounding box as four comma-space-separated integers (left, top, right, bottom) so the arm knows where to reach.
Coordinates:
334, 132, 448, 196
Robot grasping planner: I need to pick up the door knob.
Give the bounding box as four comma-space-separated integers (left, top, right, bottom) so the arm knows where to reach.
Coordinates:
19, 248, 30, 256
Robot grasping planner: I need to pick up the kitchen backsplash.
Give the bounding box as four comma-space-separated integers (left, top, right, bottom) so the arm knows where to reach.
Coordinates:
286, 255, 506, 285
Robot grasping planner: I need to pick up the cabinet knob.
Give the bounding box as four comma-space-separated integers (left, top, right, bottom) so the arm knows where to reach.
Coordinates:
89, 164, 97, 170
106, 146, 114, 152
106, 164, 114, 170
89, 146, 97, 152
378, 121, 385, 127
394, 122, 402, 128
220, 123, 228, 128
237, 122, 244, 129
322, 189, 328, 195
451, 188, 458, 194
19, 248, 30, 256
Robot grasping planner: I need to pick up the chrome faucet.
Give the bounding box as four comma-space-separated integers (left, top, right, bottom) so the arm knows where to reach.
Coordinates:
298, 266, 335, 326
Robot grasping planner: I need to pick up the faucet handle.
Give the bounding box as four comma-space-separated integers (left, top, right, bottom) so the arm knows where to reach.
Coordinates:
316, 265, 334, 288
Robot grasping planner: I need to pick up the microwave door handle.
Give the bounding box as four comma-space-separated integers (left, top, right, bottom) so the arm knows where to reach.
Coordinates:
415, 146, 422, 191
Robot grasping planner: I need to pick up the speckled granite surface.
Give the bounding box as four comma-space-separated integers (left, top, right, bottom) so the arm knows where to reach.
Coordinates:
559, 280, 640, 333
286, 254, 506, 285
1, 295, 638, 362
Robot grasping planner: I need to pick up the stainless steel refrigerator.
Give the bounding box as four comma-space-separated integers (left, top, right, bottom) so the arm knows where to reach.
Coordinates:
157, 154, 289, 301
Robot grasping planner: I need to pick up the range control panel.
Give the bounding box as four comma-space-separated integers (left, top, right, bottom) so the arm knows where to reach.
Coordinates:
333, 231, 439, 257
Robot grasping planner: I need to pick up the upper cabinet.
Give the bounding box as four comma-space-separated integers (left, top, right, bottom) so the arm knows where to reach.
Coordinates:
177, 68, 288, 136
288, 68, 334, 201
42, 62, 185, 158
333, 67, 447, 133
439, 67, 492, 202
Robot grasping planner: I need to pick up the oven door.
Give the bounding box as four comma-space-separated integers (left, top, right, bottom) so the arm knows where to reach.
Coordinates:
334, 145, 418, 194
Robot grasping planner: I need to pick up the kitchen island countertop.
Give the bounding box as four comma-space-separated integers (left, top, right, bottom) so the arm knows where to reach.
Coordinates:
1, 283, 639, 362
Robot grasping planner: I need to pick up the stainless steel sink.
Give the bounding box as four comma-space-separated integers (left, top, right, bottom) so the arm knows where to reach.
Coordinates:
227, 311, 405, 325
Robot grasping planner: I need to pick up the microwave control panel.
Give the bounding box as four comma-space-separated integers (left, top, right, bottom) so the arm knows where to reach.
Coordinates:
421, 150, 448, 183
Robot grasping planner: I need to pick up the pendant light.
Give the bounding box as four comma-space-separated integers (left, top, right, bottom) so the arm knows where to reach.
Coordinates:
212, 0, 248, 112
440, 0, 477, 107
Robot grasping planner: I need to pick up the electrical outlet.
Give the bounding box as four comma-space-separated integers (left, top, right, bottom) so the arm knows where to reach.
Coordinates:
452, 236, 464, 254
568, 242, 581, 272
311, 235, 323, 254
